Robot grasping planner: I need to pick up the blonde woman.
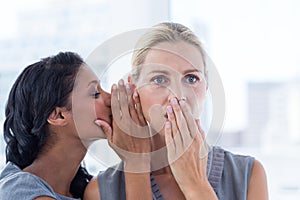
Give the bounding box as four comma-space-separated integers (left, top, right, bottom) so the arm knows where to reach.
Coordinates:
85, 22, 268, 200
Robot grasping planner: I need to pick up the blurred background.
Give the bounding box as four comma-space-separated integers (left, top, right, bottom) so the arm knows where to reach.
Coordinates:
0, 0, 299, 199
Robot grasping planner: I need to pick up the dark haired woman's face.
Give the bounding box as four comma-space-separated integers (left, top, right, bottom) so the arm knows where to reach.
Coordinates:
71, 65, 112, 140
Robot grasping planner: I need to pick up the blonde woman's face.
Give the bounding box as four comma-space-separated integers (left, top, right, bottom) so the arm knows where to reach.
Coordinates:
135, 41, 207, 133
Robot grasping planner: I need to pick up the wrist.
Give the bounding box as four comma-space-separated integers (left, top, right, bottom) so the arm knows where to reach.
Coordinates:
183, 181, 218, 200
123, 153, 151, 173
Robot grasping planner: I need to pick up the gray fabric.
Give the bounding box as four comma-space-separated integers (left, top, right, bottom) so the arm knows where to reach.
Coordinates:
150, 174, 164, 200
215, 149, 255, 200
97, 146, 254, 200
0, 162, 80, 200
97, 164, 163, 200
206, 146, 225, 191
98, 164, 126, 200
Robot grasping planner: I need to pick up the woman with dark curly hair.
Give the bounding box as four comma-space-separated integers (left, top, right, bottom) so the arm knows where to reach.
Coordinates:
0, 52, 151, 200
0, 52, 149, 200
0, 52, 103, 199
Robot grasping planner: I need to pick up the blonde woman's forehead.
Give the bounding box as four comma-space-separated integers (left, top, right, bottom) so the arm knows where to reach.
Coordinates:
144, 41, 205, 71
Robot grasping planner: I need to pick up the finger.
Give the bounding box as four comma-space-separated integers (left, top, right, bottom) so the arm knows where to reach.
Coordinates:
166, 105, 179, 148
164, 120, 173, 145
179, 100, 198, 139
164, 121, 176, 163
126, 85, 140, 125
125, 83, 133, 101
170, 98, 191, 149
111, 84, 121, 121
129, 95, 139, 122
195, 119, 205, 140
94, 120, 112, 141
133, 90, 147, 125
178, 100, 206, 159
167, 103, 188, 156
118, 79, 130, 119
195, 119, 208, 158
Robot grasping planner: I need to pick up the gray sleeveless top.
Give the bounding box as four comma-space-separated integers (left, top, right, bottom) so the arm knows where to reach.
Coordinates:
97, 146, 254, 200
0, 162, 80, 200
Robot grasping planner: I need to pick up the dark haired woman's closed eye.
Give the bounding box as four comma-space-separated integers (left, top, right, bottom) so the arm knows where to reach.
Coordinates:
92, 92, 101, 98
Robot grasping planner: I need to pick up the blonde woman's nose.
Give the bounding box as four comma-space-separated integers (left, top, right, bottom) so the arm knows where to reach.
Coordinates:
168, 87, 185, 101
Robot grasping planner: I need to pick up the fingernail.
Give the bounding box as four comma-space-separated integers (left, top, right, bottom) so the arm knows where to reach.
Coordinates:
112, 84, 117, 90
171, 98, 178, 105
94, 120, 101, 127
167, 105, 173, 114
179, 100, 185, 107
133, 90, 138, 98
125, 83, 130, 90
118, 79, 124, 86
165, 121, 171, 129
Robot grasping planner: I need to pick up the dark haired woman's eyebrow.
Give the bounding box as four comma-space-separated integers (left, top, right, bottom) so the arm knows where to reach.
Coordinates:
87, 80, 98, 87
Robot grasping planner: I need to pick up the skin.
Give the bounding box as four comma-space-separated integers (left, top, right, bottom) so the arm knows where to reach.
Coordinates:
24, 65, 112, 199
84, 40, 269, 199
84, 79, 152, 200
136, 41, 207, 138
29, 65, 151, 200
134, 41, 268, 199
71, 66, 112, 143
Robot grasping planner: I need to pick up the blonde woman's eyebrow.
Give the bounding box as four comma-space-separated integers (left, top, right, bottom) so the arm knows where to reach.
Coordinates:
183, 69, 202, 74
147, 70, 171, 75
146, 68, 203, 76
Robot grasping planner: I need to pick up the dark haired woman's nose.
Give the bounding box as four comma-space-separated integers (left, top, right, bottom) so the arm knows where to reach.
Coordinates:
103, 91, 111, 107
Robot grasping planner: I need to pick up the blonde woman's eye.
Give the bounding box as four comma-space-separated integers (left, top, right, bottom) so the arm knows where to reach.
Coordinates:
151, 76, 167, 85
185, 75, 199, 84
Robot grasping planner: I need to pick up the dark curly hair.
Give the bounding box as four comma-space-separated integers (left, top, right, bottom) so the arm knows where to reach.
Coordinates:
4, 52, 92, 199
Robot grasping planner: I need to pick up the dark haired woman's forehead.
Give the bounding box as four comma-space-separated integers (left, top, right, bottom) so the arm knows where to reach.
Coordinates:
73, 65, 100, 90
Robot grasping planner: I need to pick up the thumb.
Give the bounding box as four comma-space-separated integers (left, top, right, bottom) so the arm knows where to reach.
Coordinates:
195, 119, 208, 158
195, 119, 205, 140
94, 120, 112, 141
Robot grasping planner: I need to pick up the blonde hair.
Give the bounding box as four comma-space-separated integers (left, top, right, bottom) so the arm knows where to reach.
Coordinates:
131, 22, 207, 81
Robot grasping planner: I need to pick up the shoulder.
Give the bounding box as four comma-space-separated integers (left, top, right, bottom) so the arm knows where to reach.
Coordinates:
97, 163, 124, 186
84, 177, 101, 200
223, 148, 255, 167
218, 147, 255, 177
0, 162, 56, 200
95, 163, 126, 200
247, 160, 269, 199
84, 166, 124, 200
210, 146, 255, 175
211, 147, 268, 199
